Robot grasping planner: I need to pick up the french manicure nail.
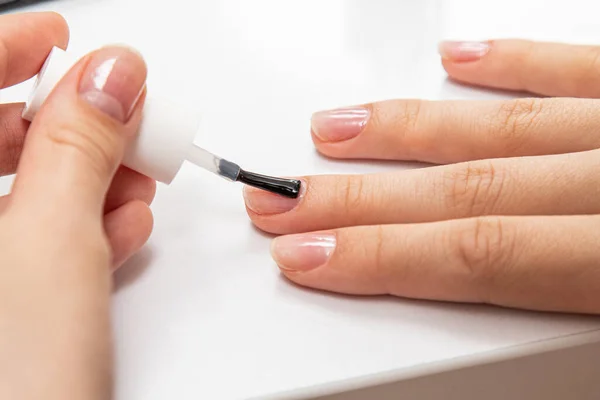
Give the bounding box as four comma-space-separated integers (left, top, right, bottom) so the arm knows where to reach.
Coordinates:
311, 106, 370, 142
438, 41, 490, 62
271, 233, 336, 272
243, 183, 303, 215
79, 46, 147, 122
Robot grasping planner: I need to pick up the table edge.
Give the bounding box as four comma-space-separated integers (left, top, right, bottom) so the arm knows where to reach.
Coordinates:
255, 328, 600, 400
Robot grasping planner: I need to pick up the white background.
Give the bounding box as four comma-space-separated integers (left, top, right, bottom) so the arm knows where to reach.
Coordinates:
1, 1, 600, 399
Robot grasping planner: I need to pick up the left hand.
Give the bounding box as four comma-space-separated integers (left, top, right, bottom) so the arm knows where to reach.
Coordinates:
244, 39, 600, 315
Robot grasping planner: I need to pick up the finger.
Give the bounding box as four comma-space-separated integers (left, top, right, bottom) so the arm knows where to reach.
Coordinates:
0, 12, 69, 88
104, 166, 156, 213
104, 200, 153, 269
270, 215, 600, 314
0, 103, 29, 175
310, 97, 600, 164
0, 113, 157, 205
439, 39, 600, 98
12, 46, 147, 217
243, 151, 600, 234
0, 173, 156, 266
0, 153, 157, 216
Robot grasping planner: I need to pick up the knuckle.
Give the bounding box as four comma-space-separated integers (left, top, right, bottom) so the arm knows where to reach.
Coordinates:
495, 98, 544, 149
367, 226, 397, 295
45, 119, 120, 178
391, 100, 423, 140
443, 161, 505, 217
453, 217, 513, 299
338, 174, 366, 211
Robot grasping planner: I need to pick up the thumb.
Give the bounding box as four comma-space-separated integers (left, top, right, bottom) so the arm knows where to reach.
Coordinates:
13, 46, 147, 215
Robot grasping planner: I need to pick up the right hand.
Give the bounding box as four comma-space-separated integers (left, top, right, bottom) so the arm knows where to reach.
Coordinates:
0, 12, 156, 269
0, 11, 154, 399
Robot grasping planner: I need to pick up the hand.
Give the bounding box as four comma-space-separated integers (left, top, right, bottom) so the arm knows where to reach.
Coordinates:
244, 39, 600, 315
0, 12, 153, 399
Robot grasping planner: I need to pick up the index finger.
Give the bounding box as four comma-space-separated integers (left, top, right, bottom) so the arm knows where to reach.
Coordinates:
0, 12, 69, 89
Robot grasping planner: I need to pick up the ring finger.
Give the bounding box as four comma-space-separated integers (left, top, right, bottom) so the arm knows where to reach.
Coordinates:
269, 215, 600, 314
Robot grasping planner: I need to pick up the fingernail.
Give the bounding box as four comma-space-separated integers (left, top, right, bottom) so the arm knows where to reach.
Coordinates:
271, 233, 336, 272
79, 46, 147, 122
438, 41, 490, 62
311, 106, 370, 142
243, 182, 304, 215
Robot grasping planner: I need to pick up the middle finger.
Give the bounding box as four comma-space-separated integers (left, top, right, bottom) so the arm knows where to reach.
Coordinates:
244, 150, 600, 234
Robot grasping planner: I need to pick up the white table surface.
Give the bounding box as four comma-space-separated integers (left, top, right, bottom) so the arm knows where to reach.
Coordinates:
2, 0, 600, 399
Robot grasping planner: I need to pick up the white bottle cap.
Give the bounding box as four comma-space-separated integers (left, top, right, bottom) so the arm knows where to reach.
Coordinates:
22, 46, 200, 184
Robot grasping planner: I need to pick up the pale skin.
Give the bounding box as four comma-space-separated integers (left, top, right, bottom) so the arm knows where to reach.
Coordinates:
244, 39, 600, 315
2, 10, 600, 400
0, 12, 153, 400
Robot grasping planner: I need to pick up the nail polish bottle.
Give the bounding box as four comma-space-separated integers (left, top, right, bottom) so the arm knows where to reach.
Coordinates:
22, 46, 201, 185
22, 46, 302, 198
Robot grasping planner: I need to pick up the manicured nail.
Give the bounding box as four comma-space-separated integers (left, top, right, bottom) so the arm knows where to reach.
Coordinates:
243, 182, 304, 215
311, 106, 370, 142
79, 46, 147, 122
271, 233, 336, 272
438, 41, 490, 62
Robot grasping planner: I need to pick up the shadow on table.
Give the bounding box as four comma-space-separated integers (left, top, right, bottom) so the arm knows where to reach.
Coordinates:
275, 273, 598, 345
440, 77, 539, 100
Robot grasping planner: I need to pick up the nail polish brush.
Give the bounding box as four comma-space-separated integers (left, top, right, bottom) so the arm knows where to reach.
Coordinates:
21, 46, 301, 199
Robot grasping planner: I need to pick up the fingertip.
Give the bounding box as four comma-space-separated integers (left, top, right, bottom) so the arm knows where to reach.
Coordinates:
44, 11, 70, 48
270, 237, 281, 267
104, 167, 157, 213
106, 200, 153, 270
136, 200, 154, 236
440, 57, 453, 73
309, 130, 353, 162
138, 174, 157, 206
243, 204, 288, 235
15, 45, 148, 211
309, 129, 327, 152
130, 200, 154, 247
20, 12, 70, 51
438, 58, 485, 89
241, 188, 271, 231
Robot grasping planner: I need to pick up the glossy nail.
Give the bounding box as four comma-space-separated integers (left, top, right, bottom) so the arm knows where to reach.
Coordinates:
79, 46, 147, 122
311, 106, 370, 142
243, 183, 303, 215
438, 41, 490, 62
271, 233, 336, 272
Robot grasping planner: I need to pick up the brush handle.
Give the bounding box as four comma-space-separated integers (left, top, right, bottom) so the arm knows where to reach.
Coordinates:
236, 170, 301, 199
